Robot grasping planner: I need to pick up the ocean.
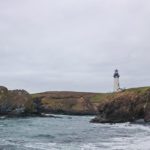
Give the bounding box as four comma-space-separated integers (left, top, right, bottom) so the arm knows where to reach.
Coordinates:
0, 115, 150, 150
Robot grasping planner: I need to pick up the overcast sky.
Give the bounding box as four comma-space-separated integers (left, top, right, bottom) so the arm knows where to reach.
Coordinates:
0, 0, 150, 93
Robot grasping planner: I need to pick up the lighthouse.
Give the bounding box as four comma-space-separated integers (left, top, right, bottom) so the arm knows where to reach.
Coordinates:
113, 69, 120, 92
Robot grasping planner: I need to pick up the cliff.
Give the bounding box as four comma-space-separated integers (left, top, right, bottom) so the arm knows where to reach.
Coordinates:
0, 86, 99, 116
0, 85, 150, 123
0, 86, 34, 116
91, 87, 150, 123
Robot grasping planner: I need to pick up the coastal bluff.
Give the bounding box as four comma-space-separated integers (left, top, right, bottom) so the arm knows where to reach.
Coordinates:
0, 86, 98, 116
0, 86, 34, 116
0, 85, 150, 123
32, 91, 98, 115
91, 87, 150, 123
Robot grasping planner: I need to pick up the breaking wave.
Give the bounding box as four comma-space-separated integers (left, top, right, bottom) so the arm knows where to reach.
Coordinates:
0, 116, 150, 150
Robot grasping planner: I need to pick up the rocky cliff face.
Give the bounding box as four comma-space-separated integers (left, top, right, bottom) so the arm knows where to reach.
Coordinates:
0, 86, 98, 116
91, 87, 150, 123
1, 85, 150, 123
0, 86, 34, 116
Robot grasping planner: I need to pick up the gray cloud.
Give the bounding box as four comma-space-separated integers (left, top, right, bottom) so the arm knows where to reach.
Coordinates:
0, 0, 150, 93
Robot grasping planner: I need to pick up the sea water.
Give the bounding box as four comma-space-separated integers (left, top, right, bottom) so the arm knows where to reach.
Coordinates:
0, 115, 150, 150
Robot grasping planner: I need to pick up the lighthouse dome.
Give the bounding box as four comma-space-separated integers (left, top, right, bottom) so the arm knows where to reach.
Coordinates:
114, 69, 120, 78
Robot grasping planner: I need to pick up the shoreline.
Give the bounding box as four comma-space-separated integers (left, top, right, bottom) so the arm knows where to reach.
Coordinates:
0, 86, 150, 123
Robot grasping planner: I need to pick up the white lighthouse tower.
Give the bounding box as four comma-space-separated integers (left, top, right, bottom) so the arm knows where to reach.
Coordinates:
113, 69, 120, 92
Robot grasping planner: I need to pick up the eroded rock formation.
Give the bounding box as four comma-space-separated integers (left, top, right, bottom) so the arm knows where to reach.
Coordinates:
0, 86, 34, 116
91, 87, 150, 123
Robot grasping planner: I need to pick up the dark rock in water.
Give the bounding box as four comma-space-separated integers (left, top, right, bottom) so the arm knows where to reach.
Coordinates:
144, 112, 150, 122
91, 88, 150, 123
133, 119, 145, 124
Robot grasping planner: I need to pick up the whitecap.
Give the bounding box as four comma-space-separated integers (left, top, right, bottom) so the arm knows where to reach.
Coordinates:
24, 142, 57, 150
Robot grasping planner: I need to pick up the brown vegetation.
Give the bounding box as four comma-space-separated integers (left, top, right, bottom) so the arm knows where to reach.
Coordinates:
91, 87, 150, 123
32, 91, 98, 115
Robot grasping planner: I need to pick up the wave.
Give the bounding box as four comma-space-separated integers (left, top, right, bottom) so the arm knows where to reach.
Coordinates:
33, 134, 55, 139
24, 142, 57, 150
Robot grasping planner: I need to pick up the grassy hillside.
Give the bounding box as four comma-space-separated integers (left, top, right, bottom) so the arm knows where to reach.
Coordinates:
91, 87, 150, 103
31, 87, 150, 116
31, 91, 98, 115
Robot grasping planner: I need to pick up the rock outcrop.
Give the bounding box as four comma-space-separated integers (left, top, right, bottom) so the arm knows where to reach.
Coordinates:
0, 86, 34, 116
91, 87, 150, 123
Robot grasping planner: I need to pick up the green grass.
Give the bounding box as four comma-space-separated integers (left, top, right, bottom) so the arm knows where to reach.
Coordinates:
125, 86, 150, 94
91, 93, 115, 103
31, 86, 150, 105
91, 86, 150, 103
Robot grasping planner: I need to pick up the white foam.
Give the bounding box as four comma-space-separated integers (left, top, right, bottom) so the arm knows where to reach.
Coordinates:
24, 142, 58, 150
81, 143, 99, 150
